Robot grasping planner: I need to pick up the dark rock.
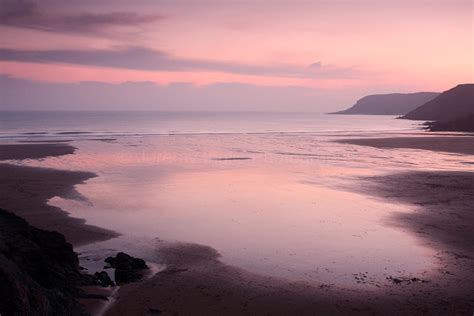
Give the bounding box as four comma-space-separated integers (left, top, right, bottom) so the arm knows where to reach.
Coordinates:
386, 276, 429, 285
93, 271, 115, 287
105, 252, 148, 269
426, 114, 474, 132
105, 252, 149, 284
0, 208, 89, 315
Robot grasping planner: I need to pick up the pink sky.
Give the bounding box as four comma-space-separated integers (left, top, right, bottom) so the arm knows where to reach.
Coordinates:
0, 0, 472, 110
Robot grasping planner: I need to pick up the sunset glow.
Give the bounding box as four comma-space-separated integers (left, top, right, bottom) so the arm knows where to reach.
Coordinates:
0, 0, 472, 112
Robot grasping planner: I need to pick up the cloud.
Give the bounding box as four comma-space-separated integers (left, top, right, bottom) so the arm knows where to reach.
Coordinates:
308, 62, 322, 69
0, 0, 162, 34
0, 75, 356, 112
0, 46, 359, 79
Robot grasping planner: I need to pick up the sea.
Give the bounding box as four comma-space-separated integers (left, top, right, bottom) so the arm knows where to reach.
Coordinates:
1, 110, 419, 139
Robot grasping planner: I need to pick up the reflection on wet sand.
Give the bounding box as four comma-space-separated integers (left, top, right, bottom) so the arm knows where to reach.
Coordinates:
46, 137, 440, 287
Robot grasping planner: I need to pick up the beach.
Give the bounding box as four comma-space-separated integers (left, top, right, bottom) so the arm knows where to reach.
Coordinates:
0, 143, 118, 246
338, 136, 474, 155
1, 129, 473, 315
2, 0, 472, 314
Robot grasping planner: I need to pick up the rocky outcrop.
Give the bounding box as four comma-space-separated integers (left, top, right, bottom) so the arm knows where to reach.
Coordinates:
93, 271, 115, 287
0, 208, 152, 315
105, 252, 149, 284
331, 92, 438, 115
424, 114, 474, 132
0, 208, 88, 315
403, 84, 474, 121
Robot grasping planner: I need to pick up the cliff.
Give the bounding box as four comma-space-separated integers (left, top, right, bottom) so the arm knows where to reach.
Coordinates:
0, 209, 88, 315
425, 114, 474, 132
403, 84, 474, 121
332, 92, 439, 115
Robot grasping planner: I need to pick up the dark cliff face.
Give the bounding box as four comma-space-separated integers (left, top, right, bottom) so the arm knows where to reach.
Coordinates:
403, 84, 474, 121
332, 92, 439, 115
426, 114, 474, 132
0, 209, 87, 316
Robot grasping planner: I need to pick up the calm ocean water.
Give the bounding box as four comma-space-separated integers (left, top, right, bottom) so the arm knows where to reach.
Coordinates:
0, 111, 419, 140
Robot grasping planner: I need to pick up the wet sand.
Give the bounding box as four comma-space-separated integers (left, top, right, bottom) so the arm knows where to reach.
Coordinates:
358, 171, 474, 256
338, 136, 474, 155
354, 171, 474, 313
1, 141, 473, 314
0, 143, 76, 160
0, 144, 118, 246
106, 242, 472, 315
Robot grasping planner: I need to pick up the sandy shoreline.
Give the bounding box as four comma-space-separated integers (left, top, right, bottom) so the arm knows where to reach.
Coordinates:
0, 143, 77, 160
0, 144, 118, 246
1, 140, 473, 315
337, 136, 474, 155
